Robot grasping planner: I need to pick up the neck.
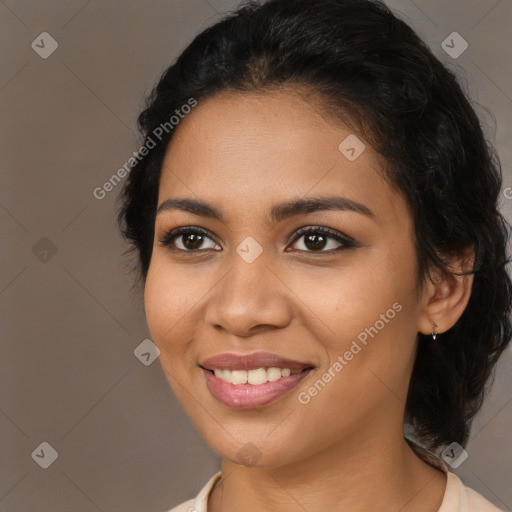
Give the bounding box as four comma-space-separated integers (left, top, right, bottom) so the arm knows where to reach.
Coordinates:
208, 431, 447, 512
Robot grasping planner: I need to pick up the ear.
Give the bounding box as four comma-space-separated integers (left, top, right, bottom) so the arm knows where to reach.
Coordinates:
417, 245, 475, 336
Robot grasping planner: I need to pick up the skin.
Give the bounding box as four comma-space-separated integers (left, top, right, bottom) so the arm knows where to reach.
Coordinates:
144, 88, 475, 511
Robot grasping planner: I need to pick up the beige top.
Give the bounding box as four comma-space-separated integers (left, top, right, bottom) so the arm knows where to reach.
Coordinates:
167, 470, 504, 512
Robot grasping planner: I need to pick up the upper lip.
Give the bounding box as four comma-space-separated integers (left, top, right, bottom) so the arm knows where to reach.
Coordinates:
200, 352, 314, 372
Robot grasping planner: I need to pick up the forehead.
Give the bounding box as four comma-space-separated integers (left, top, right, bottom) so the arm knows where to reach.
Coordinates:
158, 89, 409, 226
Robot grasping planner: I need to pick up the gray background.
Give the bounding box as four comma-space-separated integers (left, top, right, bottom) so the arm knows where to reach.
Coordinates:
1, 0, 511, 511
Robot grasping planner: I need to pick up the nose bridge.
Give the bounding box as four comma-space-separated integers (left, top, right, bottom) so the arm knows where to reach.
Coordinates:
205, 239, 292, 334
222, 240, 273, 307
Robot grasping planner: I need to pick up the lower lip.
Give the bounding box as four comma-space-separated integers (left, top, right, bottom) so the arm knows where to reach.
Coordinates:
202, 368, 313, 410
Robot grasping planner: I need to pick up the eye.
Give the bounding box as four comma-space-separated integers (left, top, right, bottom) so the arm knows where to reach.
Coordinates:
158, 226, 221, 252
287, 226, 356, 253
158, 225, 357, 255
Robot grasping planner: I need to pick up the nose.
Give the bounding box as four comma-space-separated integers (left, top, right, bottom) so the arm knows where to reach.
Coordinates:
204, 249, 293, 337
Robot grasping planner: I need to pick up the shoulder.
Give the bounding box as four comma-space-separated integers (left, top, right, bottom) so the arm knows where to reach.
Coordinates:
462, 481, 504, 512
439, 471, 504, 512
167, 498, 196, 512
166, 472, 222, 512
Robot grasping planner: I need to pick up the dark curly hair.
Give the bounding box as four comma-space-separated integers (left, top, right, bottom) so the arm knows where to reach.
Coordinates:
116, 0, 512, 466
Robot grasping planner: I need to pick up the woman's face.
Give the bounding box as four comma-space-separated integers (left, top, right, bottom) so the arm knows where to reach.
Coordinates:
144, 89, 427, 468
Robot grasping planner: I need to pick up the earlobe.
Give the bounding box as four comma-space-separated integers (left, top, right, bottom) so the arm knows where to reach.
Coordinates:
417, 247, 475, 337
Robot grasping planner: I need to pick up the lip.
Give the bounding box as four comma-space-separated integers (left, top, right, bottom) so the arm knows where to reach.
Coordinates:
199, 351, 315, 410
200, 351, 313, 372
202, 367, 313, 409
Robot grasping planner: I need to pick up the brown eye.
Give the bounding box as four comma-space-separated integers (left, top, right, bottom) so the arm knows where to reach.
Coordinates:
158, 227, 221, 252
288, 226, 356, 253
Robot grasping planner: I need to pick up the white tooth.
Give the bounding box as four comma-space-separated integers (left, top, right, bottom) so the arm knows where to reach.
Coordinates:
214, 367, 296, 385
231, 370, 248, 384
248, 368, 268, 385
267, 367, 282, 381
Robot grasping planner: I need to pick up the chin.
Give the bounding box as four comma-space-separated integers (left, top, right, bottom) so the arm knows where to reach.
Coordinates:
199, 428, 305, 469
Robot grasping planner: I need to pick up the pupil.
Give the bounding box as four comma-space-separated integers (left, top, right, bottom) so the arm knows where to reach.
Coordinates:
305, 233, 326, 251
184, 233, 203, 250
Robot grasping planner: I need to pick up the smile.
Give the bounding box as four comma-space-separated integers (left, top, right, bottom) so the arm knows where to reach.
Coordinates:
199, 352, 314, 409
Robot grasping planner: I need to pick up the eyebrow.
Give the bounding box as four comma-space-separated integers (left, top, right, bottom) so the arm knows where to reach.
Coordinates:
156, 196, 375, 224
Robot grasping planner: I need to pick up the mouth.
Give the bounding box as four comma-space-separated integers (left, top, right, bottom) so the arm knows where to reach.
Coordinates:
199, 352, 315, 409
201, 366, 311, 384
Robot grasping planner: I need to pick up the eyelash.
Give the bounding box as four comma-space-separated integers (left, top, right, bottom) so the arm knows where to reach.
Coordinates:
157, 225, 357, 255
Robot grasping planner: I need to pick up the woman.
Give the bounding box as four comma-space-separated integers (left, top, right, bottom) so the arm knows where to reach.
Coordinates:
116, 0, 512, 510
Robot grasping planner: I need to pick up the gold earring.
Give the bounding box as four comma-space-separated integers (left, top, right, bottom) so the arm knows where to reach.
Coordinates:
431, 320, 438, 341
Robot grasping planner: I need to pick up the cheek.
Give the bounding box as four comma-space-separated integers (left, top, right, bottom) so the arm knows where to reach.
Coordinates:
143, 260, 221, 378
298, 262, 403, 343
307, 250, 418, 386
143, 263, 192, 353
144, 266, 167, 342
